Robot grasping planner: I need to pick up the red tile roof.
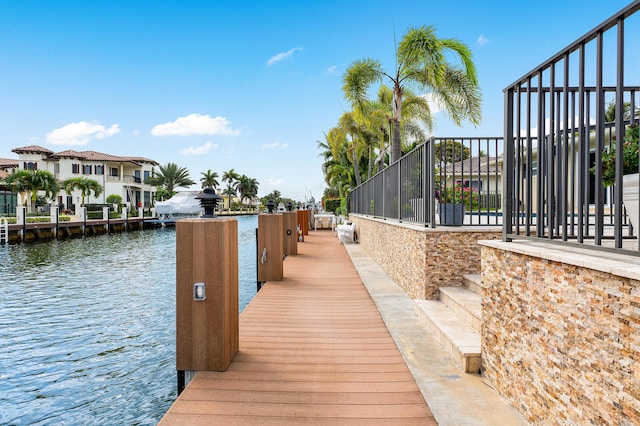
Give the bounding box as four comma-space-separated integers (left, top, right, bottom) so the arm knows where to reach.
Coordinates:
11, 145, 54, 154
0, 158, 19, 168
10, 145, 158, 166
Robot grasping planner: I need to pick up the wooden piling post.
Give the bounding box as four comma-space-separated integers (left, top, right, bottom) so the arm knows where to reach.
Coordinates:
175, 218, 239, 381
257, 214, 283, 283
297, 209, 309, 236
282, 211, 298, 256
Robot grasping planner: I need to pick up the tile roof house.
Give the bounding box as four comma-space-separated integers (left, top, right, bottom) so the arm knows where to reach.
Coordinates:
7, 145, 160, 211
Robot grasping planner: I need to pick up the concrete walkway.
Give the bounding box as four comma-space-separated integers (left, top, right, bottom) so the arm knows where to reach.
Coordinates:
344, 241, 528, 426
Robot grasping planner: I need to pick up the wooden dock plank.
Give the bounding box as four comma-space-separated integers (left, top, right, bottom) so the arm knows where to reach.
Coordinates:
159, 231, 437, 425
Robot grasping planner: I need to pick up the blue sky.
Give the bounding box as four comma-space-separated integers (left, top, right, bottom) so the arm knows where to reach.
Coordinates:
0, 0, 634, 201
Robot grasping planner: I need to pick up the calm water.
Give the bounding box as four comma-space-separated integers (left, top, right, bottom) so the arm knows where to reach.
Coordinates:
0, 215, 258, 425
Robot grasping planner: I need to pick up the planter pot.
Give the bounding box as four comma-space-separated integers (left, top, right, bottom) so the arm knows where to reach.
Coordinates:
623, 173, 640, 230
438, 203, 465, 226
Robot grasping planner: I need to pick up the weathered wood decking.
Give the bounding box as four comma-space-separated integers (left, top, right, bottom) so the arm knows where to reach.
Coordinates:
160, 230, 437, 425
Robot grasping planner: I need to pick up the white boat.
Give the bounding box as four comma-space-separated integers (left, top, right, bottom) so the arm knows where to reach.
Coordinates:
155, 192, 202, 220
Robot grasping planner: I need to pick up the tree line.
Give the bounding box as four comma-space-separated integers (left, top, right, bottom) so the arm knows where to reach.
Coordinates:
1, 163, 260, 212
147, 163, 260, 207
319, 24, 482, 213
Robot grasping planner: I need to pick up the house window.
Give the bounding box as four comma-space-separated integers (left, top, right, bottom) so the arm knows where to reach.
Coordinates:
144, 170, 150, 182
110, 167, 119, 177
83, 165, 92, 175
456, 179, 483, 191
54, 163, 60, 175
23, 162, 37, 170
72, 163, 80, 174
95, 165, 104, 175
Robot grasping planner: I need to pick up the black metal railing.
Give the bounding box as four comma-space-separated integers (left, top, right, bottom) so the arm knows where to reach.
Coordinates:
350, 137, 503, 227
503, 2, 640, 253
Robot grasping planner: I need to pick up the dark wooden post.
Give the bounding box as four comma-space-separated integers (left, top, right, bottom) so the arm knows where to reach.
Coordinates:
282, 211, 298, 256
297, 209, 309, 236
257, 213, 283, 283
175, 218, 239, 392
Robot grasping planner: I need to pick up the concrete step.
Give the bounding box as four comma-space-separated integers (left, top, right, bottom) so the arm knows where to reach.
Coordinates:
414, 299, 481, 374
462, 273, 482, 294
439, 286, 482, 333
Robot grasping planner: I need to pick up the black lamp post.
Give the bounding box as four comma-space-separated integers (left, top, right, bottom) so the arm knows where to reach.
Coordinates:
286, 202, 293, 211
195, 188, 223, 218
265, 199, 276, 214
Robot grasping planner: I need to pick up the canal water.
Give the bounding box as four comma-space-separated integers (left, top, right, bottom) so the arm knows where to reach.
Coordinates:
0, 215, 258, 425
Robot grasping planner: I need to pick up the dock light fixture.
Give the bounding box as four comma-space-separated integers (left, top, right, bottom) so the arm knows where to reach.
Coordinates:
195, 187, 222, 218
266, 199, 275, 213
193, 282, 206, 301
286, 202, 293, 211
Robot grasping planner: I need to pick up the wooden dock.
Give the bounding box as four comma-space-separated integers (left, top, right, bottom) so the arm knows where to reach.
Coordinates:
159, 230, 437, 425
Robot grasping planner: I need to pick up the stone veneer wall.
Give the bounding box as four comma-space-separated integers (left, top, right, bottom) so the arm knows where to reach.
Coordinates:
349, 214, 501, 299
480, 240, 640, 425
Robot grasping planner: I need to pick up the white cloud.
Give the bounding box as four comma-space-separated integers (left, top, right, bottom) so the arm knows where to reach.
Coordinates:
179, 141, 218, 156
266, 178, 285, 186
267, 46, 303, 66
477, 34, 490, 46
327, 65, 337, 74
151, 113, 240, 137
46, 121, 120, 146
261, 142, 289, 150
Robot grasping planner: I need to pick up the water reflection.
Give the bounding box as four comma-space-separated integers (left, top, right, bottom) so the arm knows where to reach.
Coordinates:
0, 215, 257, 425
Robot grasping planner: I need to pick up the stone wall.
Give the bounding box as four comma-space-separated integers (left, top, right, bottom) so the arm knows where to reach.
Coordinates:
480, 240, 640, 425
350, 214, 501, 299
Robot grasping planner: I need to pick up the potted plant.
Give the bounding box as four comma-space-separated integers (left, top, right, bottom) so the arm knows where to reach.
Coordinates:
436, 181, 479, 226
591, 123, 640, 228
599, 123, 639, 187
596, 123, 640, 228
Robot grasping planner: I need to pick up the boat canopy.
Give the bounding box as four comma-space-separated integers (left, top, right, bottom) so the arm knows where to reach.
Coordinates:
155, 192, 202, 216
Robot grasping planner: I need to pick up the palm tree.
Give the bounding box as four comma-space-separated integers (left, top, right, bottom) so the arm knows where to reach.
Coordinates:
62, 177, 103, 206
343, 25, 482, 164
4, 169, 59, 211
222, 169, 240, 199
237, 175, 259, 206
3, 169, 32, 206
200, 169, 219, 189
147, 163, 195, 196
319, 133, 357, 198
31, 170, 59, 208
337, 112, 367, 187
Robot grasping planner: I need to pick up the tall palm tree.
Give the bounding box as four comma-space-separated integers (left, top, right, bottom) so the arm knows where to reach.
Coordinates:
200, 169, 219, 189
147, 163, 195, 196
4, 169, 32, 206
62, 177, 103, 206
222, 169, 240, 198
237, 175, 259, 206
343, 25, 482, 164
4, 169, 59, 211
338, 112, 368, 187
319, 133, 356, 197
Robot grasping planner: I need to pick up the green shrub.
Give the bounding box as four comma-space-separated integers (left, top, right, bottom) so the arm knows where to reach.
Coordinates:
85, 204, 110, 212
87, 211, 104, 220
106, 194, 123, 205
3, 215, 72, 224
324, 198, 341, 214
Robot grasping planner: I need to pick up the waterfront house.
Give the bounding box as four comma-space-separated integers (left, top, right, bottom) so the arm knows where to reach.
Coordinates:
0, 158, 19, 215
9, 145, 159, 212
